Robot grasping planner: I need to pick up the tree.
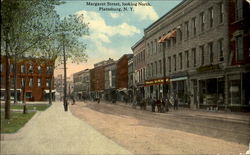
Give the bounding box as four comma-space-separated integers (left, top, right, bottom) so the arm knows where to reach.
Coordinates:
35, 13, 89, 105
1, 0, 63, 119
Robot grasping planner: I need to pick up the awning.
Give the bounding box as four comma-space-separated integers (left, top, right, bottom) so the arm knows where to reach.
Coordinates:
158, 30, 176, 43
170, 77, 187, 82
44, 89, 56, 93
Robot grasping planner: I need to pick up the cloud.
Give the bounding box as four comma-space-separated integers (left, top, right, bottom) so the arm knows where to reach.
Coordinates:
75, 10, 140, 43
134, 2, 159, 21
110, 13, 120, 19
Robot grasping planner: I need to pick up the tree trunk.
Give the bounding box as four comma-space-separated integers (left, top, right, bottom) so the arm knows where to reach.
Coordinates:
5, 51, 11, 120
14, 53, 17, 104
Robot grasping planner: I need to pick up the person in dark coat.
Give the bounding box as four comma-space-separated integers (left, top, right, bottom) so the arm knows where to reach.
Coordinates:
161, 98, 166, 113
174, 95, 178, 110
151, 97, 155, 112
156, 99, 161, 112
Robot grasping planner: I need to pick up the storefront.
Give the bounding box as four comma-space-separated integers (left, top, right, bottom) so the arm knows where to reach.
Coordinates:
144, 77, 170, 100
170, 76, 188, 106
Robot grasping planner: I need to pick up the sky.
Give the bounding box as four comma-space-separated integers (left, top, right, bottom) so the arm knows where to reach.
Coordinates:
54, 0, 183, 77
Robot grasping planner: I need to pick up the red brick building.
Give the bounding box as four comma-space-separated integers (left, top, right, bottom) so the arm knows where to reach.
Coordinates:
0, 56, 54, 101
116, 54, 133, 89
226, 0, 250, 107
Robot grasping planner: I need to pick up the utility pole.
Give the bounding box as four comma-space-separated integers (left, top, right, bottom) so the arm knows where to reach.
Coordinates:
63, 34, 68, 111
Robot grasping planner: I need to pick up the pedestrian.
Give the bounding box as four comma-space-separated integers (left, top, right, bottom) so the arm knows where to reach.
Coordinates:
71, 96, 75, 105
151, 97, 155, 112
174, 95, 178, 110
161, 98, 165, 113
165, 97, 169, 112
156, 99, 161, 112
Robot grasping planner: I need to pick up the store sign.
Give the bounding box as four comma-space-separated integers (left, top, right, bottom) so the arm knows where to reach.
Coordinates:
144, 77, 170, 86
197, 64, 220, 72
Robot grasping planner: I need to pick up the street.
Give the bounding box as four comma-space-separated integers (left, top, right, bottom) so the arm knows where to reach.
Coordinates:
70, 100, 250, 155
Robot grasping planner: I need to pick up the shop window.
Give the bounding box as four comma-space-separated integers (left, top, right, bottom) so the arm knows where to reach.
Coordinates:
26, 92, 32, 99
229, 79, 241, 104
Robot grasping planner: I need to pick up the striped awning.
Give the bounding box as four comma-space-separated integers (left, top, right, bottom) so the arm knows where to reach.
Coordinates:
158, 30, 176, 43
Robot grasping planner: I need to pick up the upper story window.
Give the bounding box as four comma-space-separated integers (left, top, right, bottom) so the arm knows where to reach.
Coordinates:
200, 45, 205, 65
200, 12, 205, 32
29, 78, 33, 87
38, 66, 42, 74
159, 60, 162, 74
46, 78, 50, 87
38, 78, 41, 87
10, 64, 14, 72
192, 17, 196, 36
236, 35, 243, 61
21, 78, 25, 87
29, 65, 33, 73
155, 39, 157, 53
209, 7, 214, 28
192, 48, 197, 67
235, 0, 243, 21
208, 42, 214, 63
218, 2, 224, 23
178, 25, 183, 41
21, 65, 25, 73
151, 41, 153, 55
179, 53, 183, 70
168, 56, 171, 73
185, 50, 189, 68
0, 64, 3, 73
155, 61, 157, 75
185, 21, 189, 39
46, 66, 52, 74
218, 38, 224, 61
173, 55, 177, 71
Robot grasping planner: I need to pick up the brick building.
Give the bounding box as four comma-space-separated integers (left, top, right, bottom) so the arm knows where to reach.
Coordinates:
1, 56, 54, 101
116, 54, 133, 101
132, 0, 249, 111
73, 69, 90, 100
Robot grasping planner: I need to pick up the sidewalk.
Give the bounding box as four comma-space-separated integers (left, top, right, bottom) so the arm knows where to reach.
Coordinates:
103, 100, 250, 124
0, 102, 132, 155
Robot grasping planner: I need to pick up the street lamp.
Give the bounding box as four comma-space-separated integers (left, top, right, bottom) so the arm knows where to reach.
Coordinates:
62, 33, 68, 111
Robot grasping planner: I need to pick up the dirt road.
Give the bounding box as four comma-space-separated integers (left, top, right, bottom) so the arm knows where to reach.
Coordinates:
70, 101, 249, 155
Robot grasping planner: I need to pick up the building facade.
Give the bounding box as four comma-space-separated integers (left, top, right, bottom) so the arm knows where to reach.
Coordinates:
104, 62, 117, 101
1, 56, 54, 101
128, 58, 134, 102
131, 38, 146, 101
73, 69, 90, 100
138, 0, 250, 111
116, 54, 133, 102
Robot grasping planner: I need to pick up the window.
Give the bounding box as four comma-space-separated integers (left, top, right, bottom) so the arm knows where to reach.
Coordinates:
46, 79, 50, 87
26, 92, 32, 98
10, 64, 14, 72
21, 78, 25, 87
159, 60, 162, 74
155, 39, 157, 53
209, 7, 213, 28
167, 40, 171, 48
147, 64, 149, 78
236, 35, 243, 60
21, 65, 25, 73
200, 12, 205, 32
192, 48, 196, 67
192, 17, 196, 36
185, 21, 189, 39
179, 53, 183, 70
236, 0, 243, 20
29, 78, 33, 87
37, 66, 42, 74
47, 66, 52, 74
208, 42, 213, 63
168, 57, 171, 73
0, 64, 3, 72
200, 45, 205, 65
185, 51, 189, 68
38, 78, 41, 87
147, 43, 150, 56
155, 61, 157, 75
151, 63, 153, 77
218, 2, 224, 23
218, 38, 224, 61
29, 65, 33, 73
179, 25, 183, 41
173, 55, 176, 71
151, 41, 153, 55
172, 36, 176, 45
